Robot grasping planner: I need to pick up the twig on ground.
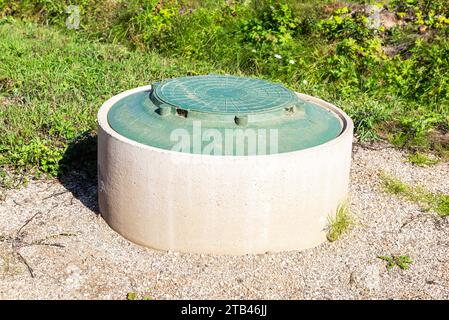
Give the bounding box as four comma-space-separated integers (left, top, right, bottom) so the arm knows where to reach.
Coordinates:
15, 212, 42, 238
27, 232, 77, 248
6, 204, 72, 278
14, 251, 35, 278
42, 190, 70, 200
11, 211, 43, 278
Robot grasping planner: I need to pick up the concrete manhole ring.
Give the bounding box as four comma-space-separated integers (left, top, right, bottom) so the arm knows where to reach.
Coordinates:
98, 75, 353, 254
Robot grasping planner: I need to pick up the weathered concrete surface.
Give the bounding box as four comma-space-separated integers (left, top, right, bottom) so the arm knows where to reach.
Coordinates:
97, 86, 353, 254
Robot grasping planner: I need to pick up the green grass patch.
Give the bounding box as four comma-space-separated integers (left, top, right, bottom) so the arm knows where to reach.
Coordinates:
435, 195, 449, 217
327, 203, 352, 242
407, 152, 439, 167
378, 255, 413, 271
0, 20, 220, 185
380, 173, 449, 217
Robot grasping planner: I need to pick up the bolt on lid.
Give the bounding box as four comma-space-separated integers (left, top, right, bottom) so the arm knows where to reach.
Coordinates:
107, 75, 343, 155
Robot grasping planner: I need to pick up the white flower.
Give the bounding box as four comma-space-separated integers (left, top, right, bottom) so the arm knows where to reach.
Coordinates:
251, 49, 257, 53
302, 79, 308, 85
288, 59, 295, 64
274, 54, 282, 59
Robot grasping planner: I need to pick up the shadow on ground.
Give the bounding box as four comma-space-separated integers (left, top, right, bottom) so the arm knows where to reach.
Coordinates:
58, 131, 99, 213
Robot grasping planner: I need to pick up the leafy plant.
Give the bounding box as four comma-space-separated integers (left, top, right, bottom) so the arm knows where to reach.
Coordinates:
390, 0, 449, 30
242, 1, 299, 46
378, 255, 413, 270
5, 138, 64, 177
318, 6, 376, 41
384, 39, 449, 112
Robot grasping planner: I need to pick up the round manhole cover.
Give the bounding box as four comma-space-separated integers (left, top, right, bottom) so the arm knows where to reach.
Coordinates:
107, 75, 343, 155
153, 75, 297, 114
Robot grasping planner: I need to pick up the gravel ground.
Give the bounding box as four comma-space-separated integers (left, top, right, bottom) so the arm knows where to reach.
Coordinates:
1, 142, 448, 300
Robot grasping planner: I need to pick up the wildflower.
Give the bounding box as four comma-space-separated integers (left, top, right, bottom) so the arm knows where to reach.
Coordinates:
251, 49, 257, 53
288, 59, 295, 64
303, 79, 308, 85
274, 54, 282, 59
179, 5, 186, 14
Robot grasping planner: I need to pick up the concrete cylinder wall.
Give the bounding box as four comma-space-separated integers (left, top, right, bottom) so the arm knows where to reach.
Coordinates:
97, 85, 353, 255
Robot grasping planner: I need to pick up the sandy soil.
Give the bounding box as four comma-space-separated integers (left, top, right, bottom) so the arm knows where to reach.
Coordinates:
1, 142, 448, 299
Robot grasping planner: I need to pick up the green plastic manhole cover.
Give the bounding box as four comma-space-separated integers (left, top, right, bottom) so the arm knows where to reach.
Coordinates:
107, 75, 343, 155
153, 75, 297, 114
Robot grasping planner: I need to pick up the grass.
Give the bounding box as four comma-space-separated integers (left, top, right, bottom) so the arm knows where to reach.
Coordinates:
380, 173, 449, 217
407, 152, 439, 167
327, 203, 352, 242
378, 255, 414, 271
0, 19, 220, 183
382, 174, 411, 196
1, 0, 449, 186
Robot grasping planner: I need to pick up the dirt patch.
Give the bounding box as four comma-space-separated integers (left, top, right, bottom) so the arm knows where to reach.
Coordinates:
0, 77, 13, 92
380, 10, 401, 30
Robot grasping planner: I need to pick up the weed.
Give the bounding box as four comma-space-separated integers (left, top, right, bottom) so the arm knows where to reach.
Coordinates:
318, 6, 375, 41
435, 195, 449, 217
378, 255, 414, 270
327, 203, 352, 242
381, 173, 410, 195
126, 292, 137, 300
380, 172, 449, 217
407, 152, 439, 167
126, 291, 150, 300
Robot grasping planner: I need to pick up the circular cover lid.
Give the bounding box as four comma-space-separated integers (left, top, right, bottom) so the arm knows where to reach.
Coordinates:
107, 75, 343, 156
152, 75, 297, 114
